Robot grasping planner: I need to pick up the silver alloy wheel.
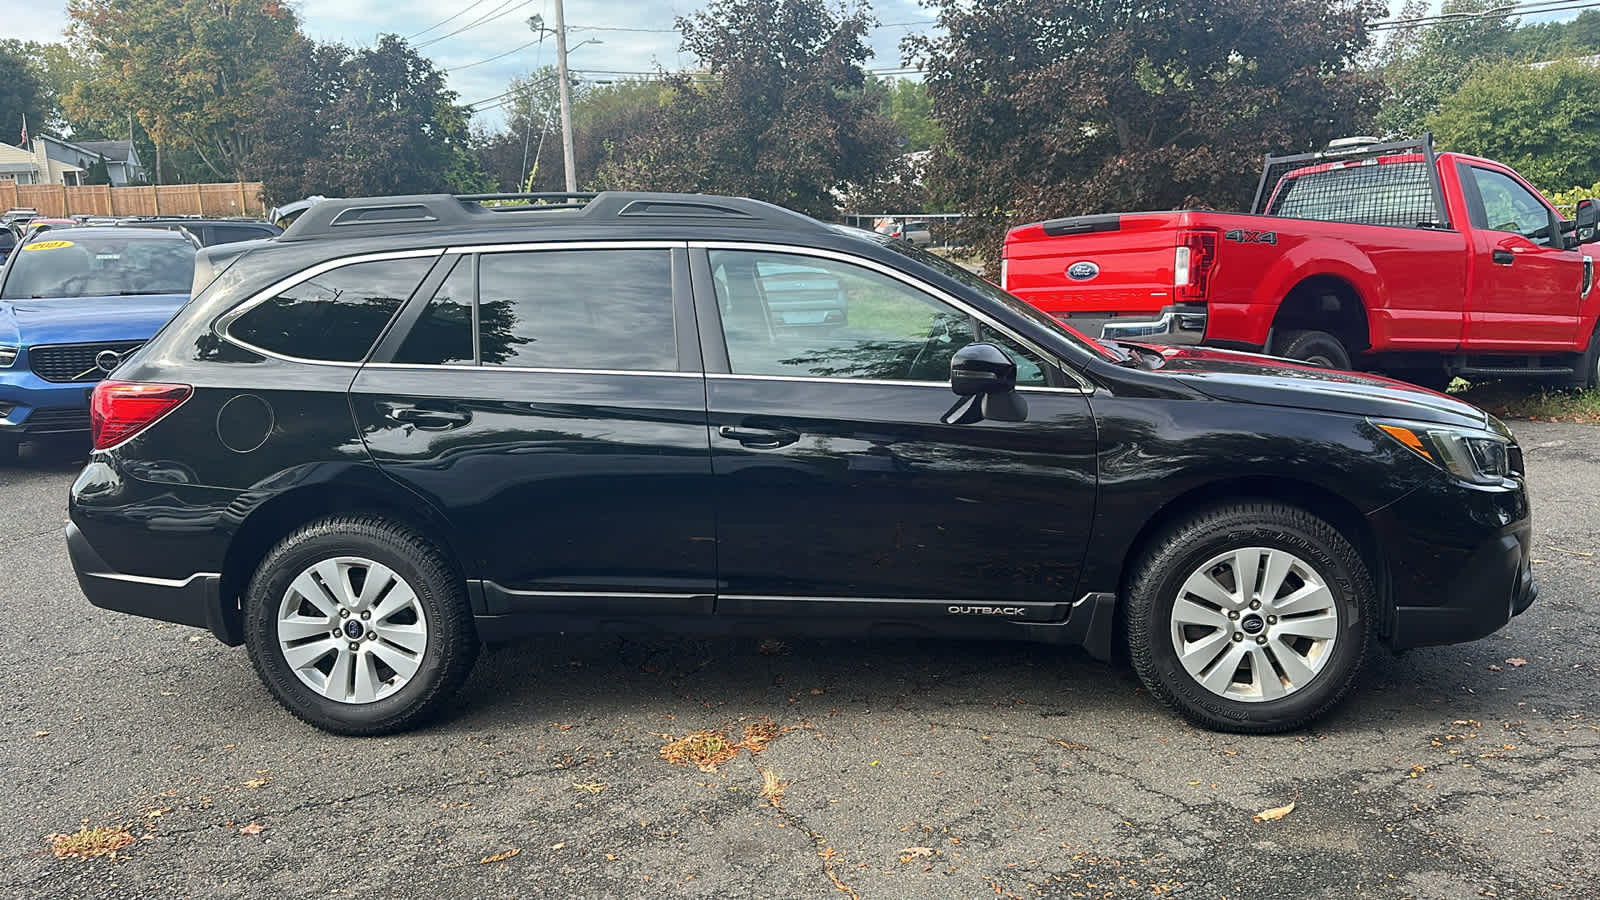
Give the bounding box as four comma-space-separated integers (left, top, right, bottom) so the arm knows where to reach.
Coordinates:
1169, 546, 1339, 702
276, 556, 429, 705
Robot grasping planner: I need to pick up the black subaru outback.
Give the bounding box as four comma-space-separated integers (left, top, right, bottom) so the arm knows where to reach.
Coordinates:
66, 192, 1535, 736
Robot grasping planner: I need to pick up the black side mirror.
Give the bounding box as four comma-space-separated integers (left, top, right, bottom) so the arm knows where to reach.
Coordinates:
950, 342, 1017, 396
1576, 198, 1599, 245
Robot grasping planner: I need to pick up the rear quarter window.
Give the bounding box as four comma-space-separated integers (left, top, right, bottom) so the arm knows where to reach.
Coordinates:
226, 256, 435, 362
1267, 160, 1437, 228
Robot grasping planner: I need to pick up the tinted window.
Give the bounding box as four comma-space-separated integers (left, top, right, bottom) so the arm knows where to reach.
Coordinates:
394, 258, 473, 366
1467, 167, 1557, 247
1268, 159, 1436, 228
0, 233, 195, 299
229, 257, 432, 362
477, 249, 676, 371
710, 249, 977, 382
208, 224, 275, 246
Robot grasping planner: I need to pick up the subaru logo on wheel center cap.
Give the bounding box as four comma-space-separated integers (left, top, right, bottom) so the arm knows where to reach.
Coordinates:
1066, 261, 1099, 281
1242, 616, 1265, 634
343, 620, 365, 639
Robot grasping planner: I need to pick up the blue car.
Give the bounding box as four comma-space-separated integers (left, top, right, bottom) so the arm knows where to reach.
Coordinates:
0, 227, 196, 460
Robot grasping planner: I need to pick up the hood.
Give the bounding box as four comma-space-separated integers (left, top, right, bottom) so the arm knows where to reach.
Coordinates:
1137, 343, 1491, 431
0, 294, 190, 348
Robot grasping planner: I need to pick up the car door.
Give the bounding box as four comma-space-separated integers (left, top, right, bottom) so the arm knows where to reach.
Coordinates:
693, 243, 1098, 622
1458, 163, 1587, 350
350, 242, 717, 618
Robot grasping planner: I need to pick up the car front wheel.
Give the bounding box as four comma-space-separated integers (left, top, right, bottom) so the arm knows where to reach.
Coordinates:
244, 516, 478, 735
1125, 503, 1372, 733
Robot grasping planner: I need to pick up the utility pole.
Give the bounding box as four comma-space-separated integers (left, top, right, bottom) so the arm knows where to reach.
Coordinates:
552, 0, 577, 193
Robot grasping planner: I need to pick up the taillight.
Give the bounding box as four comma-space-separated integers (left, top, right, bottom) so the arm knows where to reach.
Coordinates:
1174, 228, 1219, 301
90, 381, 192, 450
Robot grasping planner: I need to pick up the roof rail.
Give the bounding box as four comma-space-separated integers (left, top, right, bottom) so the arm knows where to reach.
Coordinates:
276, 191, 829, 242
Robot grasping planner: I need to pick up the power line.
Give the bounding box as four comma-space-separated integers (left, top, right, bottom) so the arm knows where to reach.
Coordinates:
416, 0, 538, 49
445, 36, 545, 72
1369, 0, 1593, 30
407, 0, 496, 40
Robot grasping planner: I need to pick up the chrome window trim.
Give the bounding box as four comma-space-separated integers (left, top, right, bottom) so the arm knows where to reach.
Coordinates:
446, 239, 686, 255
362, 362, 702, 378
692, 240, 1094, 393
216, 248, 446, 366
705, 372, 1091, 394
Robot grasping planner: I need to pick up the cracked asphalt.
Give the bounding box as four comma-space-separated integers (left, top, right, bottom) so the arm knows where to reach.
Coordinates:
0, 421, 1595, 899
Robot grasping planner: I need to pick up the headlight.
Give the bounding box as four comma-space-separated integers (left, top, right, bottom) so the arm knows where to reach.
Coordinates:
1372, 419, 1512, 485
0, 346, 16, 367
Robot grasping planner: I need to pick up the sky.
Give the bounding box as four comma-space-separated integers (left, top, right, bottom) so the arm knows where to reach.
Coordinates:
0, 0, 935, 130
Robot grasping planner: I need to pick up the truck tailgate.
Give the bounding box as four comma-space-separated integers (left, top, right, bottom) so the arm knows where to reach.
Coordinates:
1004, 213, 1178, 320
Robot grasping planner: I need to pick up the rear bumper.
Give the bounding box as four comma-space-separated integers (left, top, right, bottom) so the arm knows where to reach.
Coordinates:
1053, 305, 1207, 346
66, 521, 241, 645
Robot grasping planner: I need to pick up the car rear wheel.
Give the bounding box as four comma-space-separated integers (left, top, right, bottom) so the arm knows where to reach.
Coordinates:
244, 516, 478, 735
1272, 329, 1352, 370
1124, 502, 1372, 733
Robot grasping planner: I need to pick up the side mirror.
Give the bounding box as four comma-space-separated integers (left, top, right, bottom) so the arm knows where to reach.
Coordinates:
950, 342, 1017, 396
1576, 199, 1599, 245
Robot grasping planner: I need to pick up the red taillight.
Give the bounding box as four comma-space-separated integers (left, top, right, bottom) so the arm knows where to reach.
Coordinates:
1174, 228, 1219, 301
90, 381, 192, 450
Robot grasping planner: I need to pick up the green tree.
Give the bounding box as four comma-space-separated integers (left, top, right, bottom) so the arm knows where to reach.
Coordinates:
66, 0, 302, 181
1374, 0, 1519, 139
0, 43, 47, 147
596, 0, 897, 219
909, 0, 1383, 268
870, 77, 940, 154
1430, 57, 1600, 192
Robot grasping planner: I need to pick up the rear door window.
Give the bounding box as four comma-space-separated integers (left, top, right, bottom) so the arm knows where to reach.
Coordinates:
227, 256, 433, 362
476, 249, 676, 371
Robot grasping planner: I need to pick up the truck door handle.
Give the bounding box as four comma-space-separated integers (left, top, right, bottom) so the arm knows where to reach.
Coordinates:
1492, 249, 1515, 265
718, 425, 800, 449
379, 402, 471, 429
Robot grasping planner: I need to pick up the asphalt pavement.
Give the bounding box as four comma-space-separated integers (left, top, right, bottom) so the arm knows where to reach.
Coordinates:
0, 422, 1595, 899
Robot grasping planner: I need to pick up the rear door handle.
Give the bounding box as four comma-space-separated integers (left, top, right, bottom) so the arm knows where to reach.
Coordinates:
379, 402, 471, 429
718, 425, 800, 449
1492, 249, 1515, 265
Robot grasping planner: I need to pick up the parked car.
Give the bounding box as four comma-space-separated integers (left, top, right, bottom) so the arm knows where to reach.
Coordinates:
876, 219, 934, 247
0, 227, 197, 459
68, 191, 1533, 736
0, 225, 15, 267
1003, 136, 1600, 391
117, 217, 281, 246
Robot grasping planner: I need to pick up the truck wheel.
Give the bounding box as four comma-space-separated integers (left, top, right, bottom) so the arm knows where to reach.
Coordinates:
1574, 324, 1600, 390
1124, 502, 1373, 734
1272, 330, 1351, 370
244, 516, 479, 736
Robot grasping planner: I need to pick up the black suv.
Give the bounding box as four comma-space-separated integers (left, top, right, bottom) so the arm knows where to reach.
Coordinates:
67, 192, 1536, 736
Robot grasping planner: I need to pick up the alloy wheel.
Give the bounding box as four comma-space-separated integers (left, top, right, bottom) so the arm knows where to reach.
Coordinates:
275, 556, 429, 704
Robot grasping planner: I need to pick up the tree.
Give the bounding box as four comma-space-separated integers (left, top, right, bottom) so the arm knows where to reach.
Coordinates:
870, 77, 940, 154
66, 0, 302, 181
908, 0, 1384, 269
1430, 58, 1600, 193
0, 43, 47, 146
596, 0, 897, 219
245, 35, 485, 203
1374, 0, 1519, 139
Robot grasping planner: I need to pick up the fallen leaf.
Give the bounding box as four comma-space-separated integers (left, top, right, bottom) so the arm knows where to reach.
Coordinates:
551, 842, 566, 851
1252, 801, 1295, 822
900, 846, 935, 862
34, 731, 50, 738
572, 780, 607, 794
1488, 665, 1503, 672
1506, 657, 1527, 668
188, 635, 203, 642
809, 688, 825, 696
479, 848, 520, 864
244, 778, 269, 789
238, 822, 265, 836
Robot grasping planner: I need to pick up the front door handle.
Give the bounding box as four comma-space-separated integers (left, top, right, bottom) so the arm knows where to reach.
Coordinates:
379, 402, 471, 429
1492, 249, 1515, 265
718, 425, 800, 449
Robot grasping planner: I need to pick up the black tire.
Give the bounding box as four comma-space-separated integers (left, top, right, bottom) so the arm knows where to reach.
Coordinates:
243, 516, 478, 736
1573, 324, 1600, 390
1272, 329, 1352, 370
1124, 502, 1373, 734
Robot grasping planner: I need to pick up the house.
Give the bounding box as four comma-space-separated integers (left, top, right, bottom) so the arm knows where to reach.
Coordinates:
71, 140, 146, 185
0, 142, 44, 185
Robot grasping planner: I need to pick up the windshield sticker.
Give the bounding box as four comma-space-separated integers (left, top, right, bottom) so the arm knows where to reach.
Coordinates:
95, 254, 122, 261
23, 240, 75, 251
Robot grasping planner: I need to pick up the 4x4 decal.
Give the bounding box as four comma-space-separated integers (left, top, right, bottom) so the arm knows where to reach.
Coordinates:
1224, 229, 1277, 245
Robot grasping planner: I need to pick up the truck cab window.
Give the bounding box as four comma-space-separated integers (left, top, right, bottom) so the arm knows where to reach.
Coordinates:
1467, 167, 1558, 247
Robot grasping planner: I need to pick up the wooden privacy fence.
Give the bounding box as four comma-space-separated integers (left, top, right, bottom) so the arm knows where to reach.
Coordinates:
0, 181, 267, 218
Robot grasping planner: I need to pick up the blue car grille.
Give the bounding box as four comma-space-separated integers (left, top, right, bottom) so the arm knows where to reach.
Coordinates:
28, 341, 144, 383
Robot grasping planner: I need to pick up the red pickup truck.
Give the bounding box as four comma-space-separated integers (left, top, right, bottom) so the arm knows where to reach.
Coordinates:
1002, 137, 1600, 390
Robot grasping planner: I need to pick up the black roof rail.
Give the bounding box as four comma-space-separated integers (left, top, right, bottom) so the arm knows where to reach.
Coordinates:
276, 191, 830, 242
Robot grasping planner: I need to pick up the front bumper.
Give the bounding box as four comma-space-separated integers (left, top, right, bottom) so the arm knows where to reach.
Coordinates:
0, 370, 95, 438
67, 521, 241, 645
1371, 475, 1536, 650
1052, 304, 1208, 346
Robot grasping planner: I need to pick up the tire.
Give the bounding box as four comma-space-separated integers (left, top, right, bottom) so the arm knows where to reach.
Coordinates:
1124, 502, 1373, 734
1272, 329, 1352, 370
243, 516, 478, 736
1573, 324, 1600, 390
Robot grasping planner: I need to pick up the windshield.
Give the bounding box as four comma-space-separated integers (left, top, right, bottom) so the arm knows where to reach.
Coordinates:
875, 237, 1120, 361
0, 234, 196, 300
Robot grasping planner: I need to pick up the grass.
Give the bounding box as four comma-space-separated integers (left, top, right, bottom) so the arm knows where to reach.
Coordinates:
759, 768, 787, 806
47, 825, 134, 862
1450, 380, 1600, 424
